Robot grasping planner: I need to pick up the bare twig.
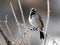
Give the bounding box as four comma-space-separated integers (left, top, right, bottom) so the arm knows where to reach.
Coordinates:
4, 23, 15, 44
18, 0, 31, 45
0, 15, 15, 44
45, 0, 50, 34
15, 39, 23, 45
0, 24, 14, 45
18, 0, 26, 26
44, 0, 50, 45
10, 2, 25, 45
44, 0, 60, 45
4, 15, 15, 44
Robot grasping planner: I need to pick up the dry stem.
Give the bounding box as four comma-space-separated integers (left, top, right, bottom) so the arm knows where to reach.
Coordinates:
44, 0, 50, 45
10, 2, 25, 45
18, 0, 31, 45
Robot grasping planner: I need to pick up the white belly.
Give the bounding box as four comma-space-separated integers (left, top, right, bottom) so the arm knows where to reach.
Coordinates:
29, 15, 42, 27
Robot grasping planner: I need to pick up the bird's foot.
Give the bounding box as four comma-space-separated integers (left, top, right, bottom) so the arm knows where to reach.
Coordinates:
33, 27, 37, 31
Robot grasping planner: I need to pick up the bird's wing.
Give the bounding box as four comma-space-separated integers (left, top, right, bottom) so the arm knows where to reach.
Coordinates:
38, 15, 44, 30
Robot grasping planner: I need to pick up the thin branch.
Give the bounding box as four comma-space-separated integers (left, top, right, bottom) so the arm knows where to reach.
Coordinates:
0, 24, 14, 45
4, 15, 12, 39
10, 1, 25, 45
0, 15, 15, 44
18, 0, 31, 45
44, 0, 50, 45
17, 0, 28, 35
4, 14, 15, 43
4, 22, 15, 44
18, 0, 26, 26
45, 0, 50, 34
15, 39, 23, 45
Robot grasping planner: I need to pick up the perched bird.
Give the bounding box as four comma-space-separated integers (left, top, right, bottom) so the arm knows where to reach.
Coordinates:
28, 8, 44, 39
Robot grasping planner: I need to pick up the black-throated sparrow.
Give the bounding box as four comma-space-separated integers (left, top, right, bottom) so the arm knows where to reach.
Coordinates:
28, 8, 44, 39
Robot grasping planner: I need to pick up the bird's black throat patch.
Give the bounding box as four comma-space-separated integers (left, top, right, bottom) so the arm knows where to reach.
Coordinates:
30, 11, 36, 18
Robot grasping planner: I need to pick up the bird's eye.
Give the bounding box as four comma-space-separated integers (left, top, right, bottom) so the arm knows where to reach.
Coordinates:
32, 9, 35, 11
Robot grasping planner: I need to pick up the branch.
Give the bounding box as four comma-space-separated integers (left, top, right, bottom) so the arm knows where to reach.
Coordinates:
10, 2, 25, 45
18, 0, 31, 45
18, 0, 26, 26
0, 15, 15, 44
4, 21, 15, 44
0, 24, 14, 45
44, 0, 50, 45
45, 0, 50, 34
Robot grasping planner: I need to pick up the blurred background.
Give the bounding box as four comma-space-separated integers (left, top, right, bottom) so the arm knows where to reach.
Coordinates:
0, 0, 60, 45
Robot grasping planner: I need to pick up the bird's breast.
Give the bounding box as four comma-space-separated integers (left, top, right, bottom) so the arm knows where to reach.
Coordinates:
29, 15, 42, 27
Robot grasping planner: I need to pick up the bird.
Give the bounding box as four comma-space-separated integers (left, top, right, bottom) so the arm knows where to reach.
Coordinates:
28, 8, 44, 39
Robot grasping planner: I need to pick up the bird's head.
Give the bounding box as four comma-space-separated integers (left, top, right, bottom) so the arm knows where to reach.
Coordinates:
31, 8, 37, 12
30, 8, 37, 15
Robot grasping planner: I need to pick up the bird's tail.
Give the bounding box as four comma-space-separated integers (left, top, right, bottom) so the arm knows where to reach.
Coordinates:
39, 30, 44, 39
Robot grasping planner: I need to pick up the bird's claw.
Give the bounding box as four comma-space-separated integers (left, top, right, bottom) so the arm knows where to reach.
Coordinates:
33, 27, 37, 31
